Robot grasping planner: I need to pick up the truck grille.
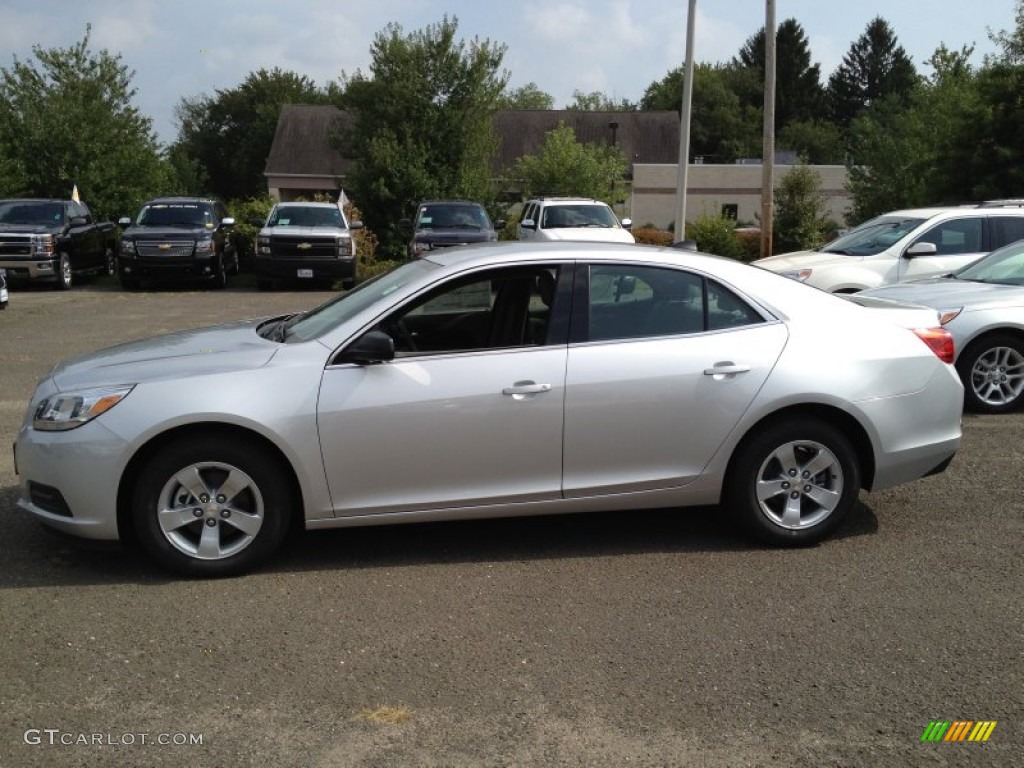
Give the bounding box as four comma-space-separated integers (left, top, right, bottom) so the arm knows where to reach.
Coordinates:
269, 236, 339, 259
136, 241, 195, 259
0, 235, 32, 256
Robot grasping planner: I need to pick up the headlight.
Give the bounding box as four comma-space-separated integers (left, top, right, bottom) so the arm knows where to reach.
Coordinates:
337, 234, 352, 257
412, 240, 432, 256
938, 307, 963, 325
779, 268, 812, 282
31, 234, 55, 256
120, 239, 136, 256
195, 239, 215, 254
33, 385, 135, 431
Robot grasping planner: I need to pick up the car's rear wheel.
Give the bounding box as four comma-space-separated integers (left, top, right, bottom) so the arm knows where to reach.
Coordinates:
131, 436, 291, 577
725, 418, 859, 545
211, 256, 227, 289
956, 333, 1024, 413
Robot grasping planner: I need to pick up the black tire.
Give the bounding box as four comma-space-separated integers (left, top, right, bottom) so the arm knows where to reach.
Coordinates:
956, 333, 1024, 414
131, 436, 292, 577
211, 256, 227, 289
229, 250, 240, 275
724, 418, 860, 545
105, 247, 117, 276
58, 253, 72, 290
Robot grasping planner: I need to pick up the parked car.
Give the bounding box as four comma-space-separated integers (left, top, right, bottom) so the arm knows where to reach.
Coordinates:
14, 242, 962, 576
517, 197, 634, 243
0, 268, 8, 309
0, 198, 117, 289
856, 237, 1024, 413
401, 200, 503, 259
118, 196, 238, 289
254, 202, 363, 290
754, 201, 1024, 293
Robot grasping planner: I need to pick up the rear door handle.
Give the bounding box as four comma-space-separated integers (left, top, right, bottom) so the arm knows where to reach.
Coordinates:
703, 364, 751, 376
502, 381, 552, 396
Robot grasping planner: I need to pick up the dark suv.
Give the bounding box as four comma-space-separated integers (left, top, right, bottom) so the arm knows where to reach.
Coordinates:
118, 197, 238, 289
401, 200, 504, 259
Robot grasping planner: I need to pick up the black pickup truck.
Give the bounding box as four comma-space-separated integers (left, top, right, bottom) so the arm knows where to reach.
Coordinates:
0, 198, 117, 289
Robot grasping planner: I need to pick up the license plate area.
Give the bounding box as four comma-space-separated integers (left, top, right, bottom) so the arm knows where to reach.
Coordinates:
297, 269, 313, 278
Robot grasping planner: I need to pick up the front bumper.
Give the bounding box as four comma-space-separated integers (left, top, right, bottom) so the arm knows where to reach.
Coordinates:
0, 257, 60, 281
120, 252, 220, 282
255, 256, 355, 283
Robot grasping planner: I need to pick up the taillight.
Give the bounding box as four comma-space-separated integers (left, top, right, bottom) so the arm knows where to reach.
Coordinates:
913, 327, 955, 364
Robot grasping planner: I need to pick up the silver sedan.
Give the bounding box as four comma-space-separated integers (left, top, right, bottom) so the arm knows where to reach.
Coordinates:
14, 242, 963, 576
858, 238, 1024, 413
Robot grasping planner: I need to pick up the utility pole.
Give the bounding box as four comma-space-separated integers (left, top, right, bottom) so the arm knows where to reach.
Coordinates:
674, 0, 697, 241
760, 0, 776, 258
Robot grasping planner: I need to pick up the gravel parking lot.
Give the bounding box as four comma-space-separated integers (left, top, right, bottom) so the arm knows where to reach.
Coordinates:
1, 277, 1021, 767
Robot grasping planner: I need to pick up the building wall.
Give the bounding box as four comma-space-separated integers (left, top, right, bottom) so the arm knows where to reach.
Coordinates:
629, 164, 851, 230
266, 175, 341, 202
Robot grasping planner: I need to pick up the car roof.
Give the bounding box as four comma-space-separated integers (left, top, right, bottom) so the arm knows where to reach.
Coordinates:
417, 200, 486, 207
143, 196, 221, 205
275, 201, 340, 208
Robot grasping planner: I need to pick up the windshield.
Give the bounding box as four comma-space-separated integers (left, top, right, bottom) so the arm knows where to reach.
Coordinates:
268, 205, 344, 228
542, 204, 619, 229
820, 215, 925, 256
955, 239, 1024, 285
137, 203, 215, 228
415, 204, 491, 230
0, 201, 64, 225
285, 259, 439, 342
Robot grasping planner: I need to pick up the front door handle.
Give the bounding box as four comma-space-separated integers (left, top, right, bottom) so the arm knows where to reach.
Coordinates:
703, 363, 751, 376
502, 381, 552, 396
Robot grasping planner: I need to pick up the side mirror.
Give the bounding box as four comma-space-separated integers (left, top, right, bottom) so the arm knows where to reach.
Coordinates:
621, 218, 633, 230
221, 217, 236, 227
521, 218, 537, 230
337, 330, 395, 365
905, 241, 938, 258
349, 220, 364, 230
69, 216, 88, 227
118, 217, 132, 227
494, 219, 506, 230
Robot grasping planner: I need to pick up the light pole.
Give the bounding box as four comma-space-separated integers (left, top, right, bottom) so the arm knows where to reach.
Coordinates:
760, 0, 777, 258
674, 0, 697, 241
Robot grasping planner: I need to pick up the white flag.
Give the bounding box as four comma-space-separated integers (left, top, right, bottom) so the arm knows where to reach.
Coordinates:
71, 185, 80, 203
337, 188, 350, 209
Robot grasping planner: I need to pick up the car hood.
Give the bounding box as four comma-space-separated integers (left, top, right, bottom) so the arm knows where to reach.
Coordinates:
0, 223, 61, 234
753, 250, 854, 271
50, 319, 279, 391
414, 228, 495, 245
122, 225, 212, 239
541, 228, 635, 244
262, 226, 351, 237
859, 278, 1024, 310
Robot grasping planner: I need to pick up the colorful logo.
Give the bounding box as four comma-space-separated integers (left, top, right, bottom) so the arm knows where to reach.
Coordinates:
920, 721, 997, 742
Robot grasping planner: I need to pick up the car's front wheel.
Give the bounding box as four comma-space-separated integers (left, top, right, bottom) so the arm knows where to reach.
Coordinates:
725, 418, 860, 545
58, 253, 72, 290
131, 436, 292, 577
956, 333, 1024, 413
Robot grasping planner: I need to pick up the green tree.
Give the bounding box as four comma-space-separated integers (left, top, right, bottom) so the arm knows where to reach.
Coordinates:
989, 0, 1024, 63
735, 18, 825, 130
777, 119, 845, 164
338, 16, 508, 254
827, 17, 919, 129
0, 25, 168, 219
567, 89, 637, 111
509, 122, 627, 202
172, 68, 332, 200
500, 82, 554, 110
773, 163, 832, 252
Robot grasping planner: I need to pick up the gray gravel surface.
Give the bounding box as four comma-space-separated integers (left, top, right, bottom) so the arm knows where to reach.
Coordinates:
0, 278, 1021, 767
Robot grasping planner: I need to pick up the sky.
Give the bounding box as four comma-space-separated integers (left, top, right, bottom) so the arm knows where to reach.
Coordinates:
1, 0, 1018, 145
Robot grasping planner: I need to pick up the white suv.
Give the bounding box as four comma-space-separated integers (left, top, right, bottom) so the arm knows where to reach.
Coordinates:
517, 197, 634, 244
754, 201, 1024, 293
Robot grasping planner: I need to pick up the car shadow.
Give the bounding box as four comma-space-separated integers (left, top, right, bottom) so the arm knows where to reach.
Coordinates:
0, 484, 879, 587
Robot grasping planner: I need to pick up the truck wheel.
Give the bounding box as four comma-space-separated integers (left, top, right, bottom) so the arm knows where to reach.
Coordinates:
58, 253, 72, 290
105, 247, 116, 276
212, 256, 227, 290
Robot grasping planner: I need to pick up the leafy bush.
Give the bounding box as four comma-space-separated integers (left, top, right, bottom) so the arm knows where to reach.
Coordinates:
631, 226, 674, 246
228, 196, 275, 269
685, 213, 745, 259
773, 164, 832, 253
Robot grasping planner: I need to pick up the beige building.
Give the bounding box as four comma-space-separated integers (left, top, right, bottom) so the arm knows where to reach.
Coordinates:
264, 104, 852, 229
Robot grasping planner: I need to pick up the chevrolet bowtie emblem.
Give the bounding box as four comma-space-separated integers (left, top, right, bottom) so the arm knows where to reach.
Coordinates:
297, 242, 312, 250
158, 244, 172, 250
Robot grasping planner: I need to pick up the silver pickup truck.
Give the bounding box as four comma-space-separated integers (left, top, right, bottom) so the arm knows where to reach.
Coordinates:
254, 202, 363, 290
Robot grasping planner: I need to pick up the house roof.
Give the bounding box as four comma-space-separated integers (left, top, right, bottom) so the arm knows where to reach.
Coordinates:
264, 105, 680, 180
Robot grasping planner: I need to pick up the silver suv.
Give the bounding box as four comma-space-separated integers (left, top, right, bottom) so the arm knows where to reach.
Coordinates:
517, 197, 634, 244
755, 200, 1024, 293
